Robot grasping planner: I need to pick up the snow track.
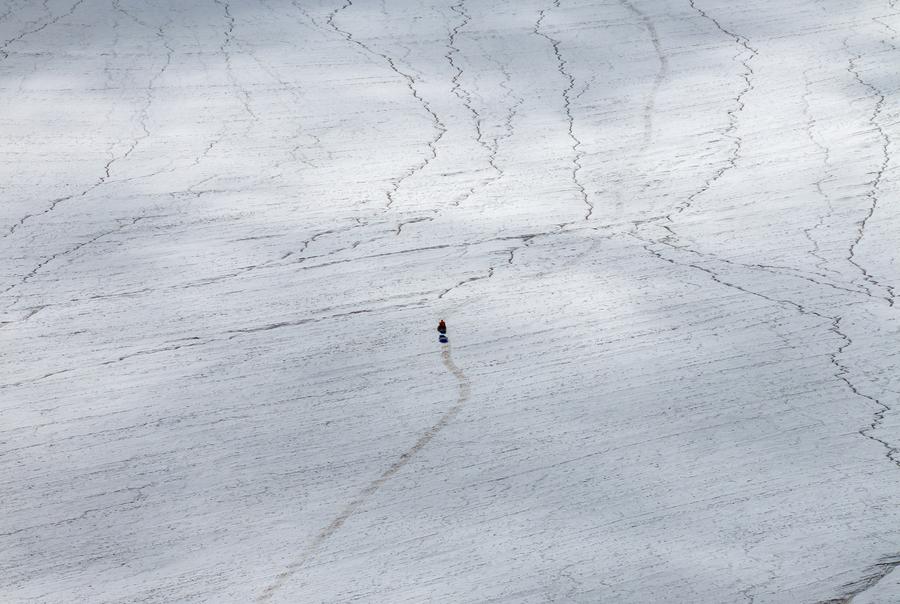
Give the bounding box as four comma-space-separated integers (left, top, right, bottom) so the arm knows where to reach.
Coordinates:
257, 343, 470, 602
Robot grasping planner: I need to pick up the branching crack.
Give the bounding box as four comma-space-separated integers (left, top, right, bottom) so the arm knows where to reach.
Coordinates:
326, 0, 446, 210
2, 216, 148, 306
0, 0, 85, 60
112, 7, 174, 169
438, 267, 495, 299
845, 44, 895, 307
634, 234, 900, 473
533, 1, 593, 222
800, 68, 840, 277
395, 216, 433, 235
5, 5, 171, 237
663, 0, 757, 224
213, 0, 256, 121
493, 58, 525, 166
445, 0, 503, 208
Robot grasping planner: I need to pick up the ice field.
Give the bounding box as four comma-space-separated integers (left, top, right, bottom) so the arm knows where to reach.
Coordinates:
2, 0, 900, 602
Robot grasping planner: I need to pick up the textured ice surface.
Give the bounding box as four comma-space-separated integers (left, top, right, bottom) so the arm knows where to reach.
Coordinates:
2, 0, 899, 602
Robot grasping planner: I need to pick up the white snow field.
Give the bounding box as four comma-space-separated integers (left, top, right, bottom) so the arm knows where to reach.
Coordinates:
2, 0, 900, 602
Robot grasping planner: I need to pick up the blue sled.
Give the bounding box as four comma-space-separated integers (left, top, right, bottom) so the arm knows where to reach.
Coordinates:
439, 334, 448, 343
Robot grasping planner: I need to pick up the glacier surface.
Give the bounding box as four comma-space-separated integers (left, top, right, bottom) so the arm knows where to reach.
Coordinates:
2, 0, 900, 602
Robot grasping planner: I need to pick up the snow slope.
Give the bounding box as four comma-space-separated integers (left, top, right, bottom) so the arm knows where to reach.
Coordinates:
2, 0, 899, 602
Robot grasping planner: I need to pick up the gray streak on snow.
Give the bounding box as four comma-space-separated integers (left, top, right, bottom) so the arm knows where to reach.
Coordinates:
257, 342, 471, 602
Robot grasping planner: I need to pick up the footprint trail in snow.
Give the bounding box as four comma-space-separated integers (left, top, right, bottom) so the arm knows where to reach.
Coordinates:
257, 342, 470, 602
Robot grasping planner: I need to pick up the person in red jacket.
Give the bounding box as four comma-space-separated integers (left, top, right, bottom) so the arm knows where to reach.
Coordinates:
437, 320, 447, 335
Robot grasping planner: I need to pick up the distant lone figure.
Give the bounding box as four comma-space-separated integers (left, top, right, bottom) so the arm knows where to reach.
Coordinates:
437, 320, 447, 334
